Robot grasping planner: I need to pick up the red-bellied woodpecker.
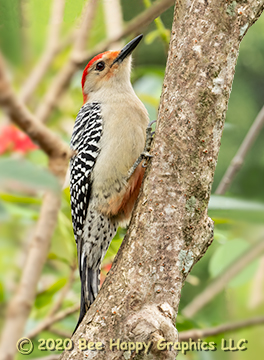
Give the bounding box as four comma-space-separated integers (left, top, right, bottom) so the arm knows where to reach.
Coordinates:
70, 35, 150, 332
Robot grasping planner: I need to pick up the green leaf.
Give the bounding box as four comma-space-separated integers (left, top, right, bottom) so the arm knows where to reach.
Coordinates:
0, 158, 60, 192
209, 239, 258, 287
0, 0, 22, 64
0, 281, 4, 303
48, 252, 71, 265
104, 228, 125, 261
229, 260, 258, 287
0, 201, 9, 221
26, 149, 49, 167
211, 217, 234, 225
209, 195, 264, 211
145, 30, 160, 45
35, 278, 67, 309
2, 202, 39, 220
0, 192, 41, 205
175, 314, 200, 332
209, 239, 248, 278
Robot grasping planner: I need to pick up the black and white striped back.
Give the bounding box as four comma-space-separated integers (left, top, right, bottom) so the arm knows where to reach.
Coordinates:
70, 102, 103, 241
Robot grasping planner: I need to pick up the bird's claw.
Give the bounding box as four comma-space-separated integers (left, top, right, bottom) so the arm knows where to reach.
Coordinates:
142, 151, 153, 159
141, 151, 153, 168
148, 120, 157, 128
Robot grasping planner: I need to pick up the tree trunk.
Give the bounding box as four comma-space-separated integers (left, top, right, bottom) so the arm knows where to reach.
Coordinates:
61, 1, 264, 359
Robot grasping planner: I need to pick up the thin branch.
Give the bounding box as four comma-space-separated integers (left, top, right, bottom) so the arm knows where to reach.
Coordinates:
248, 256, 264, 309
35, 0, 175, 123
20, 0, 66, 103
80, 0, 175, 63
0, 54, 71, 161
73, 0, 99, 54
215, 105, 264, 195
0, 192, 62, 360
143, 0, 170, 46
35, 0, 99, 122
49, 327, 72, 338
26, 303, 80, 339
182, 239, 264, 318
103, 0, 124, 49
179, 316, 264, 341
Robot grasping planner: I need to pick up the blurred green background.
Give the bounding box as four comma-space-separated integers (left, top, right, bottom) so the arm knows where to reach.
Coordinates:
0, 1, 264, 359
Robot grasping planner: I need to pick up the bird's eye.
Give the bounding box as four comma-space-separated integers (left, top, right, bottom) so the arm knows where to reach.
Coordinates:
95, 61, 105, 71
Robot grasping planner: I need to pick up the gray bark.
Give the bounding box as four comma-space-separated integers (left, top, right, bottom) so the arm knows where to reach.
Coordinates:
61, 1, 264, 359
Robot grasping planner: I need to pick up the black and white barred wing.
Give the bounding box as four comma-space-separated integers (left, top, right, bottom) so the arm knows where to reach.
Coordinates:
70, 102, 103, 242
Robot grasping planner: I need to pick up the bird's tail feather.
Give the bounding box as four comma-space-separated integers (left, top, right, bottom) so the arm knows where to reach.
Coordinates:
73, 265, 100, 334
73, 210, 117, 334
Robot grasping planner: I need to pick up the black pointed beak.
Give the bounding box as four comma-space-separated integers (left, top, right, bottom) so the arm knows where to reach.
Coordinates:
112, 34, 143, 66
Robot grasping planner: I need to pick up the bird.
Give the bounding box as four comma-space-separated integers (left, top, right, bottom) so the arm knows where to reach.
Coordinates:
70, 34, 150, 333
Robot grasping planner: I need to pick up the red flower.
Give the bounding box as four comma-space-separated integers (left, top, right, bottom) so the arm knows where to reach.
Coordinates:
0, 125, 38, 154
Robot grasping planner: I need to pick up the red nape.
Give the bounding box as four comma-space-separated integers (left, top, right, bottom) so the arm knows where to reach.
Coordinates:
82, 92, 88, 105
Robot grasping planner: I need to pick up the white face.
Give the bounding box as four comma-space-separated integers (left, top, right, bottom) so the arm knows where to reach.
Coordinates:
82, 52, 132, 98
